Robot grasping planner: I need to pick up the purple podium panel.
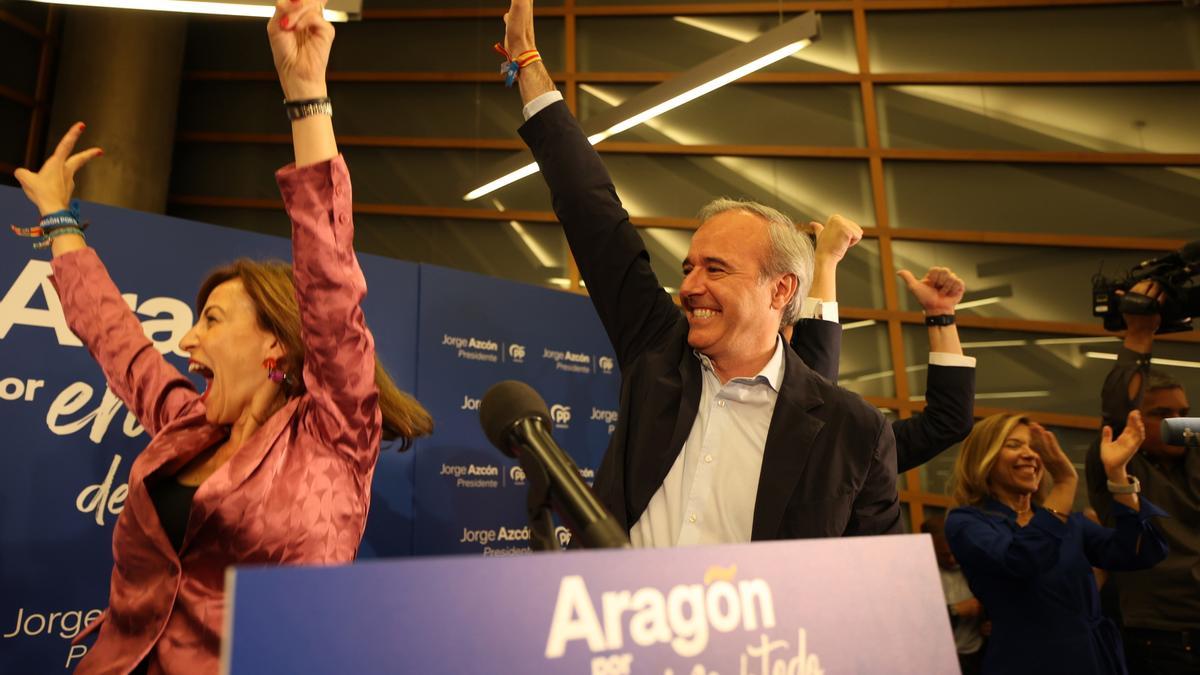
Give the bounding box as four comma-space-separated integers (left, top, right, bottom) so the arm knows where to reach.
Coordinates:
223, 534, 958, 674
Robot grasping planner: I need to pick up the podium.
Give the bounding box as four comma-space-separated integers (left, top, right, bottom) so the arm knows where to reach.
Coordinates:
221, 535, 959, 674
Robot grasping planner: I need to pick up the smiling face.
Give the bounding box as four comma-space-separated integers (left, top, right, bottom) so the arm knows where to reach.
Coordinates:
680, 210, 788, 363
987, 424, 1043, 498
179, 278, 282, 426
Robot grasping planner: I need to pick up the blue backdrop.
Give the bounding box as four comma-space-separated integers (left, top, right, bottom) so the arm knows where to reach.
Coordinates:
0, 186, 617, 672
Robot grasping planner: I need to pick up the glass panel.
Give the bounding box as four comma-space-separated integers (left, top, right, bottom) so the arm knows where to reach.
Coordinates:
185, 18, 565, 72
578, 83, 866, 147
1, 0, 49, 27
838, 319, 894, 399
0, 23, 40, 95
878, 85, 1200, 154
838, 239, 884, 311
899, 502, 912, 534
0, 97, 30, 167
177, 81, 525, 139
868, 6, 1200, 72
522, 153, 874, 223
886, 162, 1200, 239
577, 13, 857, 74
921, 441, 958, 496
904, 324, 1200, 417
638, 227, 690, 295
891, 240, 1174, 325
170, 144, 556, 211
165, 206, 572, 290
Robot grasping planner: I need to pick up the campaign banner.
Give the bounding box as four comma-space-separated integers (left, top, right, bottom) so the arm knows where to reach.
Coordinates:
0, 186, 420, 672
224, 534, 958, 674
411, 264, 620, 556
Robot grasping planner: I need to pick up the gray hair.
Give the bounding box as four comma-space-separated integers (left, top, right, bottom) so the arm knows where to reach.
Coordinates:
1147, 368, 1183, 393
696, 198, 814, 327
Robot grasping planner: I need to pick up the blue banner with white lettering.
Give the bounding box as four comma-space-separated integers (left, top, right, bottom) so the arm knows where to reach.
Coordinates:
412, 264, 619, 556
225, 535, 959, 674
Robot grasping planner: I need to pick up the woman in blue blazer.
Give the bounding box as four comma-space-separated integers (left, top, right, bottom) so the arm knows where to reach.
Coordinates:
946, 411, 1168, 674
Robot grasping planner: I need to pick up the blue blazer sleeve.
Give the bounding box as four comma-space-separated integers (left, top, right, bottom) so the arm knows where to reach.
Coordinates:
1081, 497, 1170, 571
946, 506, 1069, 580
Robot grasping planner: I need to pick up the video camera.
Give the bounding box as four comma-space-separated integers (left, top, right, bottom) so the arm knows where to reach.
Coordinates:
1092, 240, 1200, 334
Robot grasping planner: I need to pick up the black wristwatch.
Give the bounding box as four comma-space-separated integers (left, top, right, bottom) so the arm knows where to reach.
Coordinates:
925, 314, 955, 327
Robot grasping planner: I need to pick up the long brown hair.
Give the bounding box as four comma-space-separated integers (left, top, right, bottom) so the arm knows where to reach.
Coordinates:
949, 413, 1029, 508
197, 259, 433, 450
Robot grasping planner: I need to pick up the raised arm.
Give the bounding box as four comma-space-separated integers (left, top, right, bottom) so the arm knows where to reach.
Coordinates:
1082, 412, 1168, 568
1087, 279, 1161, 522
787, 215, 860, 382
893, 267, 976, 472
269, 1, 381, 462
14, 124, 199, 435
506, 0, 680, 368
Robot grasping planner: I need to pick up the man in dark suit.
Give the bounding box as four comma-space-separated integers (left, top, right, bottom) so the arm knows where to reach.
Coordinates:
503, 0, 899, 544
785, 213, 975, 474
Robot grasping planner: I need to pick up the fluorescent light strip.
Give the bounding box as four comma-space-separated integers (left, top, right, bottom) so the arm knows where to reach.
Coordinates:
1086, 351, 1200, 369
464, 37, 813, 201
30, 0, 349, 20
585, 40, 811, 146
1032, 336, 1120, 346
842, 320, 877, 331
954, 296, 1003, 310
464, 162, 541, 203
961, 339, 1029, 349
974, 391, 1052, 400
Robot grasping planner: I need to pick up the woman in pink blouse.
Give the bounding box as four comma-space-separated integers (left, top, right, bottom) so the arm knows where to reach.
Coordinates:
12, 3, 431, 673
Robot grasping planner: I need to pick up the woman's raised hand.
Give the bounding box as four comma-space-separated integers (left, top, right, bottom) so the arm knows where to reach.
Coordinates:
1101, 410, 1145, 475
268, 0, 333, 100
1029, 422, 1078, 484
13, 123, 102, 216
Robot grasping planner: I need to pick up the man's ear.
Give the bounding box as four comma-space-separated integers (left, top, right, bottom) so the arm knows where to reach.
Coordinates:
772, 273, 799, 312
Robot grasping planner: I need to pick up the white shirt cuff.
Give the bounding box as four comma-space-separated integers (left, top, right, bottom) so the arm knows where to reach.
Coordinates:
522, 90, 564, 121
799, 297, 838, 323
929, 352, 976, 368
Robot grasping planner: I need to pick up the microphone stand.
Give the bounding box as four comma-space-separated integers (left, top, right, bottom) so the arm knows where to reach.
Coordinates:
519, 452, 560, 552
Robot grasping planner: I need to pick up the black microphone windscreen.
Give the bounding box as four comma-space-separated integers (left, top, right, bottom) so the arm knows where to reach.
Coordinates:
480, 380, 552, 454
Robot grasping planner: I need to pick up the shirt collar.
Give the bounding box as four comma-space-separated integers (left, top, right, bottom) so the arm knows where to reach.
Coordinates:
695, 335, 787, 392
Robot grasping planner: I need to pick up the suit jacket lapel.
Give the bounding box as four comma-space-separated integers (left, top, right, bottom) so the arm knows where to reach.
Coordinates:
751, 349, 825, 540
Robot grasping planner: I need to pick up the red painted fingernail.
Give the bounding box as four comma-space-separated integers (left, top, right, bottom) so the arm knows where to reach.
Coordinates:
97, 149, 104, 156
79, 122, 86, 130
281, 15, 290, 28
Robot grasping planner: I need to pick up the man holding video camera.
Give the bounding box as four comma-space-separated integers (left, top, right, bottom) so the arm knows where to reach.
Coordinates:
1085, 278, 1198, 675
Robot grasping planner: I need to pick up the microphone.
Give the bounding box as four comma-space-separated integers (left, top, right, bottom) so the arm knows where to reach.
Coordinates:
1135, 240, 1200, 270
1161, 417, 1200, 448
479, 380, 629, 549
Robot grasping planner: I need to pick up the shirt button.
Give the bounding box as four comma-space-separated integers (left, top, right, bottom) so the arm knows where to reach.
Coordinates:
688, 514, 697, 523
335, 185, 345, 197
717, 400, 726, 408
338, 213, 348, 224
704, 454, 713, 463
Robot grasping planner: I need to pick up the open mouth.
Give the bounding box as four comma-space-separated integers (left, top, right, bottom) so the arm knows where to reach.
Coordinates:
188, 361, 214, 396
